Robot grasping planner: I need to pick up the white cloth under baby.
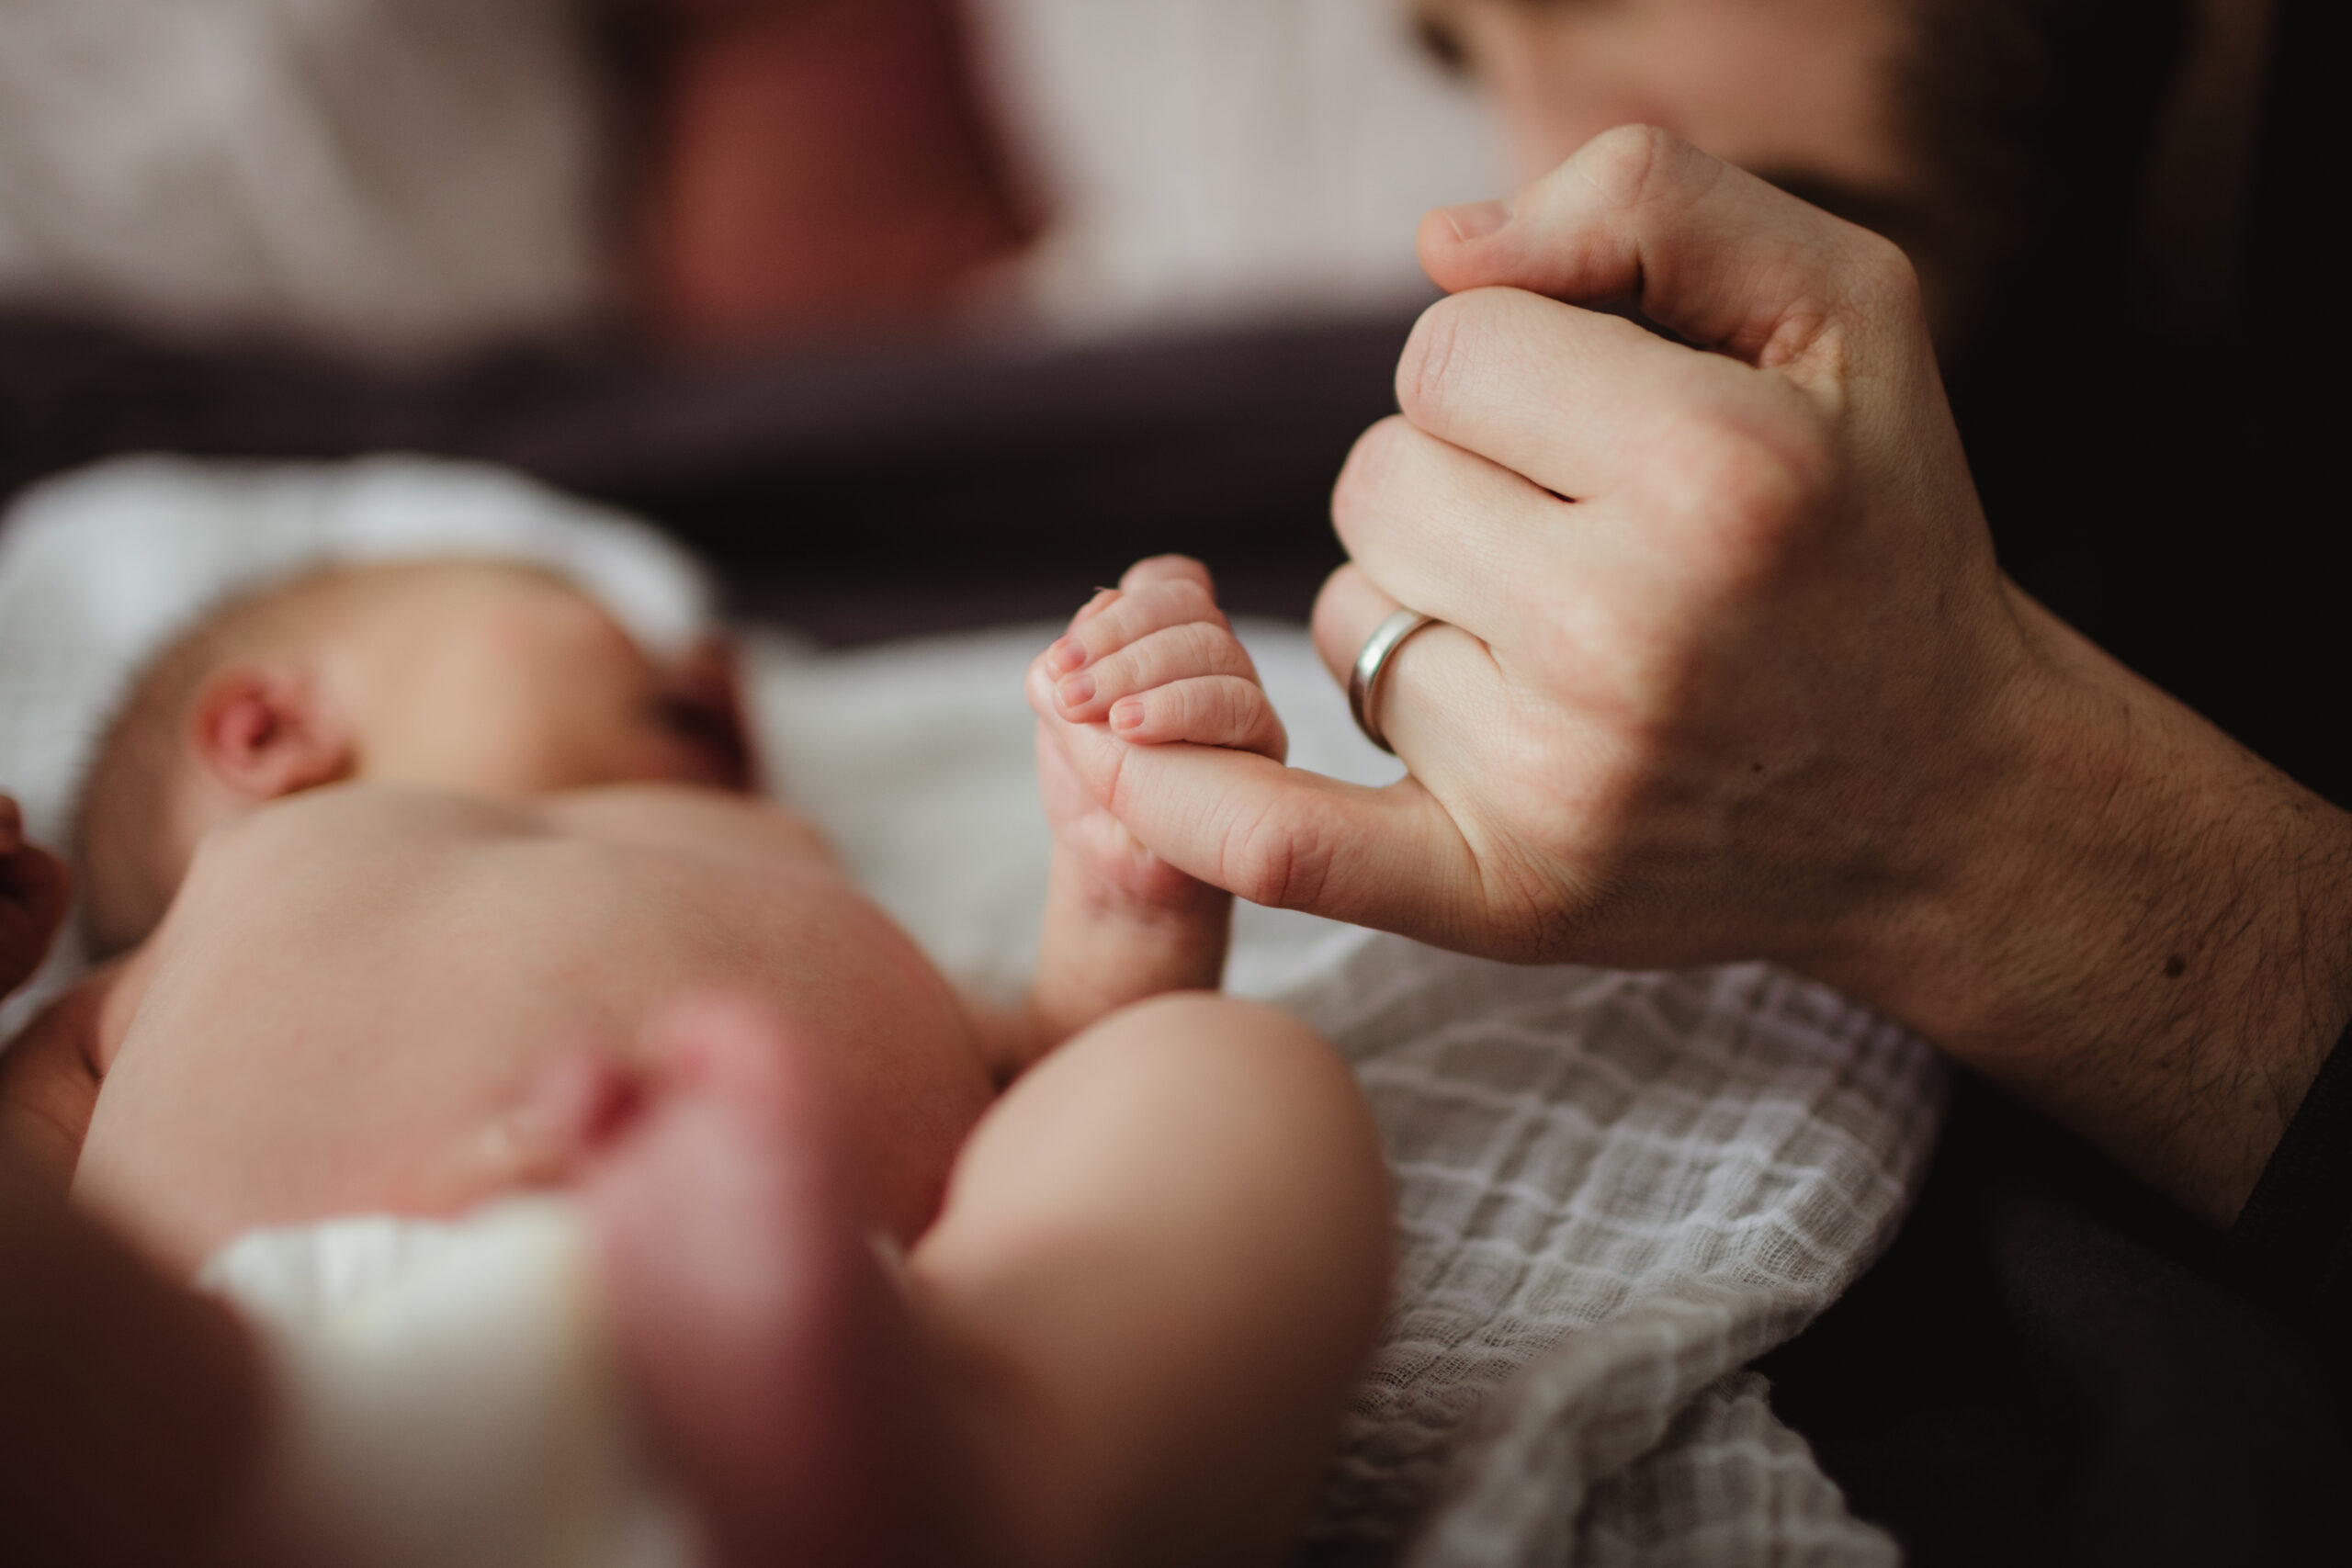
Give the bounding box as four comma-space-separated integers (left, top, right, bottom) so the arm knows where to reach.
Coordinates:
200, 1199, 699, 1568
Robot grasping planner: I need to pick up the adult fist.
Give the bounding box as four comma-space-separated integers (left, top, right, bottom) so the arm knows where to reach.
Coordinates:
1310, 125, 2024, 972
1069, 127, 2027, 967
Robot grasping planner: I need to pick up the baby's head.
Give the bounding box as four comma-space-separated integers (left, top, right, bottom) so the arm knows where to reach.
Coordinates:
76, 558, 751, 955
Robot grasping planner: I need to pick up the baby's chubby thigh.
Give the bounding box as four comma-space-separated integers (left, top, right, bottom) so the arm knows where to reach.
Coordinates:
908, 993, 1392, 1565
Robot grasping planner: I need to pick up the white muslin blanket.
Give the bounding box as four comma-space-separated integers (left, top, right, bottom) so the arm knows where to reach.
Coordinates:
0, 457, 1943, 1565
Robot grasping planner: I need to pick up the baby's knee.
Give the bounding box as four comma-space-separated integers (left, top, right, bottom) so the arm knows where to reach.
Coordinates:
1084, 995, 1386, 1211
1091, 991, 1349, 1100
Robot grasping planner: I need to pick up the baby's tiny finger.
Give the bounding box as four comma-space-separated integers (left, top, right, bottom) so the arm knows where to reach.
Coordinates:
1119, 555, 1216, 594
1056, 621, 1257, 721
1069, 587, 1122, 626
1046, 590, 1123, 674
1110, 675, 1287, 761
1052, 579, 1229, 680
1026, 649, 1070, 722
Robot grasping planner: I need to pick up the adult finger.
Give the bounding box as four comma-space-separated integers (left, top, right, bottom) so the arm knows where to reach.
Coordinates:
1330, 414, 1579, 653
1310, 559, 1552, 795
1416, 126, 1920, 373
1080, 730, 1490, 946
1389, 288, 1748, 502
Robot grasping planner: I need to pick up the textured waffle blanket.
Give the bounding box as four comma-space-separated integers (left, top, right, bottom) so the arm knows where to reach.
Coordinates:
1276, 935, 1942, 1566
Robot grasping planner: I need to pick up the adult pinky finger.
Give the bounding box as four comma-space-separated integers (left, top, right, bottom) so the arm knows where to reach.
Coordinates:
1110, 676, 1287, 761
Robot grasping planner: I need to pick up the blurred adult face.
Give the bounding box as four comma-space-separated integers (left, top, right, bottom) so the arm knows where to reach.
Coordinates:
1414, 0, 1928, 270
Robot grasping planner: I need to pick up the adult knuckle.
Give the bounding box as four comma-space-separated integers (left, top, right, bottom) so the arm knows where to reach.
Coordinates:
1330, 417, 1405, 542
1396, 297, 1476, 430
1654, 403, 1835, 552
1223, 803, 1331, 911
1574, 123, 1684, 209
1845, 230, 1923, 316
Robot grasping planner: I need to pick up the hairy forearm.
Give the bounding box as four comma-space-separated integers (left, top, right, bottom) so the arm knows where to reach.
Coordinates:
1830, 590, 2352, 1225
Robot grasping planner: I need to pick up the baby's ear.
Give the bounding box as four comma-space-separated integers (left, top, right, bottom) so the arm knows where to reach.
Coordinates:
185, 663, 356, 803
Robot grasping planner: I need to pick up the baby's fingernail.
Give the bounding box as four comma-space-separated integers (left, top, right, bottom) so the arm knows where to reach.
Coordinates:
1111, 698, 1144, 733
1443, 199, 1511, 242
1047, 637, 1087, 673
1057, 672, 1096, 707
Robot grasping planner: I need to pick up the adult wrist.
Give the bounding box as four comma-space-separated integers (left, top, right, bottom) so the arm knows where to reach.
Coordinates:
1821, 586, 2352, 1224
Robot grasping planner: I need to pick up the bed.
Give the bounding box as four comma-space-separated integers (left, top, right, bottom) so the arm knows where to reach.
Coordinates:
0, 453, 1943, 1565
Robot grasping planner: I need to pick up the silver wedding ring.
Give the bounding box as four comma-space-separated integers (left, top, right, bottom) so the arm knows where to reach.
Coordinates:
1348, 609, 1438, 754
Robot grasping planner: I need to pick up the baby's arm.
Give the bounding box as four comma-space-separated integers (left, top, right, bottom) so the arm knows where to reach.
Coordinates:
2, 796, 274, 1565
1004, 558, 1288, 1070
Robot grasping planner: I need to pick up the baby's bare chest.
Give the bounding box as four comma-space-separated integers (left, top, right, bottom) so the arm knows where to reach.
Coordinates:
74, 790, 991, 1271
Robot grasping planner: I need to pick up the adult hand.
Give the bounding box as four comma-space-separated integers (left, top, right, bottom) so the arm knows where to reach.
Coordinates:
1079, 129, 2352, 1223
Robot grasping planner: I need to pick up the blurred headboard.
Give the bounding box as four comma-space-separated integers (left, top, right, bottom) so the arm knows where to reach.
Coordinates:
0, 309, 1411, 641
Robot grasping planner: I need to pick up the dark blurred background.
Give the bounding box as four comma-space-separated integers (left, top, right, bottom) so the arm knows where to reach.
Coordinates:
0, 0, 2325, 793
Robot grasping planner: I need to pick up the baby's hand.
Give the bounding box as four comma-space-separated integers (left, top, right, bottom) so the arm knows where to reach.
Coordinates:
2, 795, 70, 996
1027, 557, 1285, 909
1039, 557, 1286, 759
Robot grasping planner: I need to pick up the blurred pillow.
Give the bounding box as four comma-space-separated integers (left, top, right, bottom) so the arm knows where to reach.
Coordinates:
0, 0, 616, 362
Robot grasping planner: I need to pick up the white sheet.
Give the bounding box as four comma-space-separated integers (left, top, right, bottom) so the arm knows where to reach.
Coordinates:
0, 458, 1936, 1566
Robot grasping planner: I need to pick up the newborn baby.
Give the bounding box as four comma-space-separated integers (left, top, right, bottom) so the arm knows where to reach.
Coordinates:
0, 556, 1389, 1567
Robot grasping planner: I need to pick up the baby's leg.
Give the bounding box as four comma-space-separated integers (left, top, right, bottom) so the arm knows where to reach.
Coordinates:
909, 991, 1392, 1568
582, 998, 975, 1568
586, 992, 1388, 1568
